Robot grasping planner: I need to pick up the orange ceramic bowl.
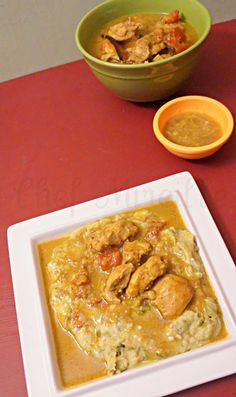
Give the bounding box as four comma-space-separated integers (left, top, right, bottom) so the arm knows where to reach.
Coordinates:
153, 96, 234, 159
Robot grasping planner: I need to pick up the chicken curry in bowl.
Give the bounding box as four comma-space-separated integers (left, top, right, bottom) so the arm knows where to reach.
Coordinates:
38, 200, 227, 388
89, 10, 198, 64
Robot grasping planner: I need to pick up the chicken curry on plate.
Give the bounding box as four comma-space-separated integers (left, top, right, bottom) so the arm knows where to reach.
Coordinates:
38, 200, 227, 388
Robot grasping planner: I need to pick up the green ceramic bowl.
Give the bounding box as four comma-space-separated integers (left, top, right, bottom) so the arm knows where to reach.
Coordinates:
75, 0, 211, 102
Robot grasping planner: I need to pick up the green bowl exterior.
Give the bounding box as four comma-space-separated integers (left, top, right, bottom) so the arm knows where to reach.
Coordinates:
76, 0, 211, 102
84, 47, 201, 102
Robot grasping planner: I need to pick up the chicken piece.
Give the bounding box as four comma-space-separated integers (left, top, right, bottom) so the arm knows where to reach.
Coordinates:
152, 274, 194, 320
151, 42, 166, 56
127, 40, 149, 63
100, 38, 120, 63
145, 219, 167, 240
152, 54, 164, 62
108, 17, 141, 42
147, 30, 165, 56
126, 255, 167, 297
88, 220, 138, 252
153, 53, 172, 62
104, 263, 134, 303
122, 240, 151, 265
127, 29, 164, 63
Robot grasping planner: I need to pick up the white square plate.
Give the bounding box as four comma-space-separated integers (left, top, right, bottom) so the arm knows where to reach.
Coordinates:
8, 172, 236, 397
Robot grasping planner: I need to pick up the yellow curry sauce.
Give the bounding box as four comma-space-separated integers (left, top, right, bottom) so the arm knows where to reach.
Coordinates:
38, 200, 227, 388
164, 112, 222, 147
39, 237, 106, 387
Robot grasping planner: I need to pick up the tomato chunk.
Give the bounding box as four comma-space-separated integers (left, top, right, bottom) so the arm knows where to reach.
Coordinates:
163, 10, 180, 24
100, 249, 122, 271
164, 27, 188, 54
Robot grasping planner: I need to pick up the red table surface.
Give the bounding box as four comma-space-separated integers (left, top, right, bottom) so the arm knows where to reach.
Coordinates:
0, 19, 236, 397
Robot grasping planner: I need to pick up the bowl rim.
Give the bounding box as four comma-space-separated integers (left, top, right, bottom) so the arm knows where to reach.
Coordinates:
153, 95, 234, 154
75, 0, 212, 69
